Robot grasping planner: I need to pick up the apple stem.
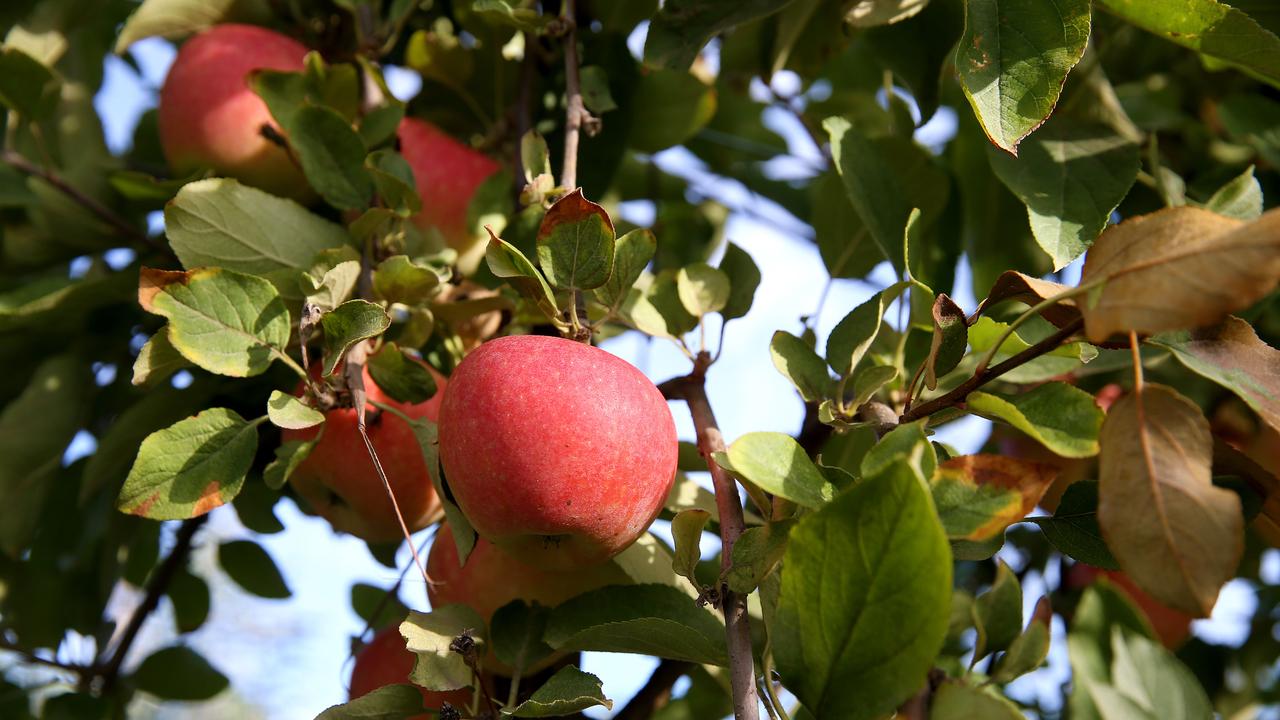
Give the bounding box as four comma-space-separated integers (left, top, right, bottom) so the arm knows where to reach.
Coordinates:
661, 354, 762, 720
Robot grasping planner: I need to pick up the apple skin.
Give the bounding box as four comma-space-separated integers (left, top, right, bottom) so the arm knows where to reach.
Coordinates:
398, 118, 500, 250
283, 363, 444, 542
1066, 562, 1194, 648
158, 24, 312, 201
350, 624, 472, 716
437, 335, 678, 569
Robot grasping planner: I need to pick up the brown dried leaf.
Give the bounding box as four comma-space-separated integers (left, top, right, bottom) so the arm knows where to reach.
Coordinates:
1098, 384, 1243, 616
1080, 207, 1280, 343
974, 270, 1082, 329
925, 293, 968, 390
1155, 316, 1280, 434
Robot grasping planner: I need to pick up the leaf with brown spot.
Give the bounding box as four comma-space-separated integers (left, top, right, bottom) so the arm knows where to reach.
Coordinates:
929, 455, 1058, 541
536, 189, 616, 291
117, 408, 260, 520
925, 293, 968, 390
1153, 316, 1280, 434
1080, 206, 1280, 343
974, 270, 1082, 329
1097, 384, 1243, 616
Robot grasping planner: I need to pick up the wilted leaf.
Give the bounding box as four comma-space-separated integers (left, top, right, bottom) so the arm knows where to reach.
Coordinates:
536, 189, 616, 291
139, 267, 291, 378
319, 300, 391, 376
671, 509, 711, 587
1098, 384, 1243, 616
1079, 206, 1280, 343
402, 606, 487, 691
165, 178, 351, 275
956, 0, 1090, 153
307, 260, 361, 312
774, 458, 951, 719
925, 293, 967, 390
117, 409, 258, 519
973, 270, 1081, 329
966, 381, 1103, 458
930, 455, 1058, 541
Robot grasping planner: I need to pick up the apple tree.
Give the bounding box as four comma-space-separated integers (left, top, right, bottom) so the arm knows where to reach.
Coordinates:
1, 0, 1279, 718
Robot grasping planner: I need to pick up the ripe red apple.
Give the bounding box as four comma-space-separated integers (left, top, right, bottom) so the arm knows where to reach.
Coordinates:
398, 118, 500, 251
284, 363, 445, 542
437, 335, 678, 569
350, 625, 472, 716
1066, 562, 1194, 648
158, 24, 311, 201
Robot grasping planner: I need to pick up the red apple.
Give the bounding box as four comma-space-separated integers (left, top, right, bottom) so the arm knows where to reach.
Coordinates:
1066, 562, 1194, 648
350, 625, 472, 716
284, 363, 445, 542
158, 24, 311, 201
398, 118, 500, 251
437, 335, 678, 569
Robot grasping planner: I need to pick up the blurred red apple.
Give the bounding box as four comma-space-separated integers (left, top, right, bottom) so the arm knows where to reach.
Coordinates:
398, 118, 500, 252
438, 335, 678, 569
158, 24, 312, 201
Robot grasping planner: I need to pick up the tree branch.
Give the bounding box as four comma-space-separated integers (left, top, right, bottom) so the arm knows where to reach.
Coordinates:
614, 660, 693, 720
1, 150, 167, 257
899, 318, 1085, 423
661, 354, 761, 720
557, 0, 596, 191
0, 637, 90, 678
97, 515, 208, 692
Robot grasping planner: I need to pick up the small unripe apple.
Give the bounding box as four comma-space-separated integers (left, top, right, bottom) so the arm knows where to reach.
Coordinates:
158, 24, 311, 201
398, 118, 500, 251
284, 363, 444, 542
438, 335, 678, 569
350, 625, 472, 715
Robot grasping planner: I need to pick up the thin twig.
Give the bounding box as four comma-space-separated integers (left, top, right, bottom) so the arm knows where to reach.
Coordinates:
97, 515, 208, 692
661, 354, 761, 720
558, 0, 596, 191
1, 150, 166, 257
0, 638, 90, 677
900, 318, 1085, 423
614, 660, 693, 720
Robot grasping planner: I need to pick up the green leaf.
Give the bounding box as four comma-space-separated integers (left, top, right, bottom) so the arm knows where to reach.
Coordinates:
626, 269, 700, 338
644, 0, 796, 69
993, 595, 1052, 682
774, 458, 952, 720
1028, 481, 1118, 569
470, 0, 554, 32
1067, 582, 1156, 720
1088, 628, 1213, 720
367, 344, 437, 405
365, 149, 421, 215
264, 438, 316, 491
848, 364, 898, 410
521, 130, 552, 184
628, 69, 717, 153
0, 355, 87, 554
925, 293, 968, 390
770, 330, 834, 403
726, 519, 793, 594
486, 229, 563, 327
967, 316, 1095, 382
218, 539, 290, 598
826, 284, 907, 377
117, 409, 258, 520
719, 432, 837, 509
955, 0, 1091, 153
0, 47, 59, 120
316, 684, 426, 720
402, 605, 487, 692
131, 646, 229, 701
930, 682, 1024, 720
596, 229, 656, 310
359, 102, 406, 149
138, 267, 291, 378
717, 242, 760, 320
115, 0, 269, 52
579, 65, 618, 114
966, 382, 1104, 458
165, 178, 351, 275
676, 263, 730, 316
845, 0, 930, 27
972, 561, 1022, 661
1219, 94, 1280, 167
371, 255, 441, 306
1095, 0, 1280, 89
987, 118, 1140, 269
505, 665, 613, 717
825, 121, 950, 270
351, 583, 411, 631
306, 260, 361, 312
861, 421, 937, 479
545, 585, 728, 665
320, 300, 392, 376
1203, 165, 1263, 220
169, 569, 211, 634
1151, 316, 1280, 434
930, 455, 1056, 541
233, 479, 285, 535
671, 509, 711, 587
288, 105, 374, 210
267, 390, 324, 430
536, 189, 616, 291
491, 601, 554, 675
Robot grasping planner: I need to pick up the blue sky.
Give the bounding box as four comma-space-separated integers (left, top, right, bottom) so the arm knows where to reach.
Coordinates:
67, 25, 1277, 720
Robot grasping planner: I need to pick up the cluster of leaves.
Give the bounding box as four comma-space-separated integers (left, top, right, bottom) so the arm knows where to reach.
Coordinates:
1, 0, 1279, 718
